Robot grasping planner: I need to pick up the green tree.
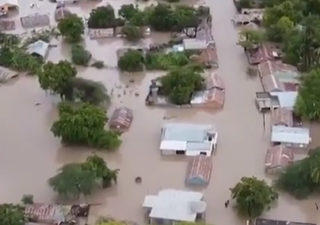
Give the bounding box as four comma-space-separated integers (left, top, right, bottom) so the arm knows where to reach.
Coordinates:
87, 5, 122, 29
49, 163, 97, 199
118, 49, 144, 72
38, 60, 77, 98
118, 4, 138, 21
0, 204, 25, 225
294, 69, 320, 120
238, 29, 265, 50
51, 102, 121, 150
263, 1, 301, 27
148, 4, 175, 31
122, 24, 142, 41
266, 16, 294, 42
230, 177, 278, 218
58, 14, 84, 43
71, 44, 91, 66
160, 67, 203, 105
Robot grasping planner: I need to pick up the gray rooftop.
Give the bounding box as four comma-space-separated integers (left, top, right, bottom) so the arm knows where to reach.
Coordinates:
271, 126, 310, 145
142, 189, 206, 222
270, 91, 298, 109
183, 38, 208, 50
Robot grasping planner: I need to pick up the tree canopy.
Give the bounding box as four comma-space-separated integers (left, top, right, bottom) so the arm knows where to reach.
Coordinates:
230, 176, 278, 218
71, 44, 91, 66
58, 14, 84, 43
49, 155, 119, 198
0, 204, 25, 225
87, 5, 123, 29
38, 60, 77, 98
276, 148, 320, 199
122, 24, 143, 41
51, 102, 121, 150
294, 69, 320, 120
160, 66, 203, 105
118, 49, 144, 72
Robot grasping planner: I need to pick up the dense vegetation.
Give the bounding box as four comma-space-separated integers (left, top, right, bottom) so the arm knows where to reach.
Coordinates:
276, 148, 320, 199
230, 176, 278, 218
88, 4, 210, 36
49, 155, 119, 199
0, 204, 25, 225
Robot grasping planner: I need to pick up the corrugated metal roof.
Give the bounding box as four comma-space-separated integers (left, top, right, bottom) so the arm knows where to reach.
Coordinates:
271, 126, 310, 144
26, 40, 49, 58
142, 189, 205, 222
270, 92, 298, 109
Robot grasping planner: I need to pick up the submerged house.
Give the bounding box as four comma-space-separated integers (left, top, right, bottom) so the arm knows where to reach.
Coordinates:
265, 145, 294, 174
25, 204, 90, 224
109, 106, 133, 133
26, 40, 49, 58
0, 0, 19, 17
255, 218, 316, 225
142, 189, 206, 224
271, 108, 293, 127
271, 125, 311, 150
20, 14, 50, 28
255, 91, 298, 111
186, 155, 213, 186
160, 123, 218, 156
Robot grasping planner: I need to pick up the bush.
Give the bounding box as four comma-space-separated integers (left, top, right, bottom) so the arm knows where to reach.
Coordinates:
71, 44, 91, 66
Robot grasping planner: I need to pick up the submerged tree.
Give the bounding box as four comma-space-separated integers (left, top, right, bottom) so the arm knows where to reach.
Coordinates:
49, 155, 119, 198
49, 163, 97, 199
87, 5, 122, 29
51, 102, 121, 150
71, 44, 91, 66
0, 204, 25, 225
58, 14, 84, 43
38, 60, 77, 99
122, 24, 143, 41
230, 176, 278, 218
238, 29, 265, 50
118, 49, 144, 72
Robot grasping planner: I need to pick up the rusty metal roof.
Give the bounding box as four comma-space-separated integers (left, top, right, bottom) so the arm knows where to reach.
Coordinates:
265, 145, 294, 170
205, 73, 225, 90
186, 155, 212, 185
109, 106, 133, 129
271, 108, 293, 127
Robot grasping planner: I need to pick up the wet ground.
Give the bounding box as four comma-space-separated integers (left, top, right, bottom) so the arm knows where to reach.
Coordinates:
1, 0, 320, 224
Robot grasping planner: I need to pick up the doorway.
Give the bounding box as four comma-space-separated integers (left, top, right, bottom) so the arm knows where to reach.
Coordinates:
176, 150, 185, 155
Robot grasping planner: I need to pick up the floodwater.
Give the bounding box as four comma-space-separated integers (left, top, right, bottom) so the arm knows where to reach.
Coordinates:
1, 0, 320, 224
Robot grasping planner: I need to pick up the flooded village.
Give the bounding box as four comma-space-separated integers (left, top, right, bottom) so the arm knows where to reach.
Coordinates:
1, 0, 320, 225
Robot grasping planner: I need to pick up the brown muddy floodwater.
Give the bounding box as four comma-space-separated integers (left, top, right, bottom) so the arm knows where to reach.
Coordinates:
0, 0, 320, 224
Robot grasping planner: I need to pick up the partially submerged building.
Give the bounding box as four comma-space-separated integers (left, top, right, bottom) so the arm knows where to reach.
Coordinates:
246, 43, 282, 65
271, 108, 293, 127
0, 0, 19, 17
255, 218, 316, 225
109, 106, 133, 133
0, 66, 18, 83
20, 14, 50, 28
265, 145, 294, 174
259, 61, 299, 92
88, 28, 114, 39
255, 91, 298, 111
0, 19, 15, 31
142, 189, 206, 224
26, 40, 49, 58
160, 123, 218, 156
271, 125, 311, 150
186, 155, 213, 186
25, 204, 90, 224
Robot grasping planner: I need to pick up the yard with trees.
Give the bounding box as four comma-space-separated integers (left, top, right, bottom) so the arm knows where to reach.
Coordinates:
276, 148, 320, 199
0, 204, 25, 225
230, 176, 278, 218
49, 155, 119, 199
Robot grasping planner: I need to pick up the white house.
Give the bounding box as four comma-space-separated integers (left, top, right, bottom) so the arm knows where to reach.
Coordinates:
142, 189, 206, 224
160, 123, 218, 156
271, 125, 311, 150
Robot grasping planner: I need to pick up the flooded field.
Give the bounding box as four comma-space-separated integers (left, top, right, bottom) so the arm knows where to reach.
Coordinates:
1, 0, 320, 224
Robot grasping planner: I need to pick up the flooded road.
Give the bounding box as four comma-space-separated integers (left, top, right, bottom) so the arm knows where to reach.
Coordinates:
0, 0, 320, 224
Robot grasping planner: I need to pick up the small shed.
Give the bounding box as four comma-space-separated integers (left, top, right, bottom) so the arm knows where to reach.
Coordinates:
205, 88, 225, 108
20, 14, 50, 28
186, 156, 213, 186
271, 108, 293, 127
265, 145, 294, 174
109, 107, 133, 132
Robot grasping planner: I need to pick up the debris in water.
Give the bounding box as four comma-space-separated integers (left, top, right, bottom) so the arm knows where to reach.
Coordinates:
30, 3, 35, 8
35, 103, 41, 106
135, 177, 142, 184
123, 90, 126, 95
135, 92, 139, 96
118, 94, 121, 98
129, 79, 135, 83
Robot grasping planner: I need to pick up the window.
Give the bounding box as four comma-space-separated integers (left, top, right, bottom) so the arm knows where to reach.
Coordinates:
200, 152, 207, 156
176, 150, 185, 155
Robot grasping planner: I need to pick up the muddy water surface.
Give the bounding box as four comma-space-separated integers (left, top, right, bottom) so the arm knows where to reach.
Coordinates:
0, 0, 320, 224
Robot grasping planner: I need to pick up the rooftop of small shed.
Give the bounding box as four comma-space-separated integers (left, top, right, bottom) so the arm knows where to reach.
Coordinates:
186, 155, 212, 185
